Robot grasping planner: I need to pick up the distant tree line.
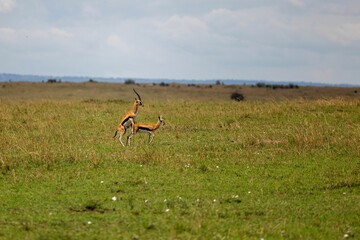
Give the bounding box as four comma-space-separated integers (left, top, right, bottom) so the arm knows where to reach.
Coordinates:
47, 78, 61, 83
159, 81, 170, 87
254, 82, 299, 89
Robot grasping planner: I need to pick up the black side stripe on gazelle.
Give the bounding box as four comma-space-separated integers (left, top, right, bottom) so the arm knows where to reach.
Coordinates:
138, 126, 152, 131
121, 116, 132, 125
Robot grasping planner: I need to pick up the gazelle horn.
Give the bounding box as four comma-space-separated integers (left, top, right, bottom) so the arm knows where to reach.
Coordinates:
133, 89, 142, 101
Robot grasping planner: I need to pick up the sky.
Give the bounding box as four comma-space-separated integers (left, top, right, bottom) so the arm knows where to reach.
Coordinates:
0, 0, 360, 84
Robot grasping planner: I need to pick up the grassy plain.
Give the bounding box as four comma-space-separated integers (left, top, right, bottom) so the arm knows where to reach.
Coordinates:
0, 82, 359, 239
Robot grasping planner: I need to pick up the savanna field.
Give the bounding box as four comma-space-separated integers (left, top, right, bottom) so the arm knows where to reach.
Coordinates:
0, 82, 359, 239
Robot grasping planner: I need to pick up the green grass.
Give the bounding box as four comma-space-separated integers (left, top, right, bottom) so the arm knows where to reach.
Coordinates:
0, 97, 359, 239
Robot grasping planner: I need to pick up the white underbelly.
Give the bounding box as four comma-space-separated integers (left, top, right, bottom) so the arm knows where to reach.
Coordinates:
138, 129, 150, 133
123, 119, 132, 128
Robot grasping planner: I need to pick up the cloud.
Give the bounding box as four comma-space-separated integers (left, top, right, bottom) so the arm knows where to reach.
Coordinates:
288, 0, 304, 8
318, 22, 360, 45
49, 27, 73, 38
310, 68, 336, 82
157, 15, 208, 42
0, 27, 72, 42
318, 0, 360, 15
204, 7, 294, 54
0, 0, 15, 12
0, 1, 359, 84
81, 3, 102, 18
0, 27, 16, 42
106, 34, 131, 53
205, 5, 360, 50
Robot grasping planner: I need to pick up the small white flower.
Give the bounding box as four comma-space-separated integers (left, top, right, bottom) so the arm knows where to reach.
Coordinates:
248, 191, 251, 194
112, 196, 117, 201
140, 164, 143, 167
196, 199, 200, 202
100, 181, 104, 184
164, 199, 167, 202
213, 199, 217, 203
343, 192, 346, 195
165, 208, 170, 212
87, 221, 92, 225
216, 166, 219, 169
144, 199, 148, 203
343, 233, 349, 238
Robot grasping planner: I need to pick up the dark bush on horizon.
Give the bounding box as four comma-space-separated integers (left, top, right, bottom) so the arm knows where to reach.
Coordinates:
47, 79, 60, 83
124, 79, 135, 85
255, 82, 299, 89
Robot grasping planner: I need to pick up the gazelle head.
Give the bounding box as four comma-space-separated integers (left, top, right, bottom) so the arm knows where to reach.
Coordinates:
159, 115, 165, 125
133, 89, 144, 107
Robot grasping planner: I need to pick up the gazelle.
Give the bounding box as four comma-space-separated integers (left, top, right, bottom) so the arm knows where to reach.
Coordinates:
126, 116, 165, 146
113, 89, 144, 146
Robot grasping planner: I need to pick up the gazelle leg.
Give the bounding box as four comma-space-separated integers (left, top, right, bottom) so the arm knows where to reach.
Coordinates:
118, 127, 126, 147
148, 132, 155, 144
126, 119, 135, 146
127, 133, 133, 146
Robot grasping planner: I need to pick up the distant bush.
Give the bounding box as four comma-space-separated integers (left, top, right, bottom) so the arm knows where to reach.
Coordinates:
88, 79, 97, 83
215, 80, 224, 85
124, 79, 135, 85
159, 82, 169, 87
256, 82, 266, 88
230, 92, 245, 101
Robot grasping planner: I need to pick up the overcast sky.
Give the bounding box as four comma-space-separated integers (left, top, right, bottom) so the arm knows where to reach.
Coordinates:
1, 0, 360, 84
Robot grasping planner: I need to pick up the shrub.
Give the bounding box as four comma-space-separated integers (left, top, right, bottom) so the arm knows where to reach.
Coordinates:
230, 92, 245, 101
124, 79, 135, 85
215, 80, 224, 85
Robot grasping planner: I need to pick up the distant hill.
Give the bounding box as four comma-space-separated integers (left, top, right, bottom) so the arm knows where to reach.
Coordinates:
0, 73, 358, 87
